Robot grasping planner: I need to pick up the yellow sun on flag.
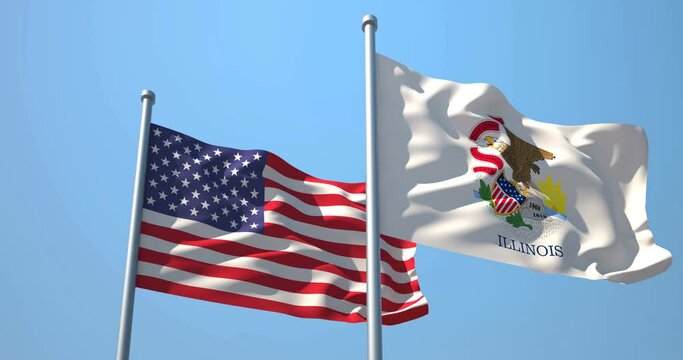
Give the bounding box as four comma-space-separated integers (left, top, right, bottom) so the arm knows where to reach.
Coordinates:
538, 175, 567, 215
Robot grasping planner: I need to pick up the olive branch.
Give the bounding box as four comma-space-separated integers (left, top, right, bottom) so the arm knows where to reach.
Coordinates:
478, 179, 533, 230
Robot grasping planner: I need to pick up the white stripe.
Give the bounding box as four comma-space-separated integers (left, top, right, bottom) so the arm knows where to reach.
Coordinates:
265, 187, 366, 221
140, 234, 419, 300
265, 210, 416, 262
143, 209, 414, 260
143, 209, 418, 279
264, 165, 366, 204
140, 261, 427, 318
138, 262, 367, 316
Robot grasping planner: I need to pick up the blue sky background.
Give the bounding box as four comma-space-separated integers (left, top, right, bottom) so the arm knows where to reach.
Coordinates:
1, 1, 681, 359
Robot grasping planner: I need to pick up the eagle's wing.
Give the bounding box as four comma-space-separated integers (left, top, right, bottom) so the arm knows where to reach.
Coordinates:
503, 126, 554, 162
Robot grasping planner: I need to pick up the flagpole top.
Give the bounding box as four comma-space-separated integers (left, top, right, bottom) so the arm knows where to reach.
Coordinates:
140, 89, 156, 105
361, 14, 378, 32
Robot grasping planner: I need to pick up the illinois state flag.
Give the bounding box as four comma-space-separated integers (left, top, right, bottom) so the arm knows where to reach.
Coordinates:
137, 124, 428, 325
376, 54, 671, 283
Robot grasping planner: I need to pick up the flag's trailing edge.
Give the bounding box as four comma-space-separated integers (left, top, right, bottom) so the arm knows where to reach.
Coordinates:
137, 124, 428, 325
376, 54, 671, 283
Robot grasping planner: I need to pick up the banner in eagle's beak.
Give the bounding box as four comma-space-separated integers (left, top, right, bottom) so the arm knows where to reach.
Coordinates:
376, 54, 671, 283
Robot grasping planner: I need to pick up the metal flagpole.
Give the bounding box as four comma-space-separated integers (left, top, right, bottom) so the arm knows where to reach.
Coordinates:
362, 14, 382, 360
116, 89, 156, 360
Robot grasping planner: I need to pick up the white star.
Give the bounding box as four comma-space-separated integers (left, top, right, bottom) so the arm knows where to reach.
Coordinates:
230, 220, 238, 229
149, 179, 158, 188
202, 184, 211, 192
193, 158, 201, 164
250, 189, 259, 198
212, 181, 219, 188
213, 148, 223, 156
221, 193, 230, 200
203, 168, 210, 176
212, 165, 220, 174
174, 135, 182, 142
230, 168, 239, 176
192, 172, 201, 181
234, 153, 242, 161
253, 152, 262, 161
146, 196, 155, 205
250, 222, 258, 229
220, 176, 229, 185
159, 174, 169, 182
190, 207, 199, 216
168, 203, 178, 211
212, 195, 221, 203
150, 163, 159, 171
183, 146, 192, 155
171, 169, 181, 177
230, 188, 239, 196
182, 162, 191, 170
180, 178, 190, 188
223, 160, 231, 168
240, 198, 249, 206
231, 203, 239, 211
221, 207, 229, 215
240, 178, 249, 188
172, 151, 181, 159
180, 197, 189, 205
210, 213, 219, 222
203, 154, 212, 161
170, 186, 179, 195
158, 191, 167, 200
249, 171, 257, 179
191, 190, 200, 199
162, 139, 172, 148
153, 128, 162, 137
250, 207, 259, 215
161, 158, 170, 166
241, 160, 250, 167
201, 201, 210, 209
240, 215, 248, 223
150, 145, 160, 154
194, 143, 202, 151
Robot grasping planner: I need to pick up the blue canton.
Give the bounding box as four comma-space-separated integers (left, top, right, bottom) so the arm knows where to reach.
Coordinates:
142, 124, 267, 233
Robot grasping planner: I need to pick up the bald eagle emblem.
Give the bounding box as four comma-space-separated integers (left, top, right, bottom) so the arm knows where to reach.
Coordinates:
471, 116, 567, 231
484, 126, 555, 197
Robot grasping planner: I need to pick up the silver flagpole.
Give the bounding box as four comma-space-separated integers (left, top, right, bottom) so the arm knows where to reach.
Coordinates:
362, 14, 382, 360
116, 89, 156, 360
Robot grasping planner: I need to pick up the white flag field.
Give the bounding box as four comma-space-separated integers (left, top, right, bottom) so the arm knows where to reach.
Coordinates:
376, 54, 671, 283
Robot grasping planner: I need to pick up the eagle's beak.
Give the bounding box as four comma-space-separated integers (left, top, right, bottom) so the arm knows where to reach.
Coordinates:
485, 136, 495, 147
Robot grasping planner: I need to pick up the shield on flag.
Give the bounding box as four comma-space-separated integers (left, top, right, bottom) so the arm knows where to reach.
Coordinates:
491, 172, 527, 215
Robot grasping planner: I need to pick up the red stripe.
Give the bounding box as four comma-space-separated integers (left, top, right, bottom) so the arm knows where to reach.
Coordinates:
381, 301, 429, 326
137, 275, 364, 323
473, 166, 498, 175
380, 234, 416, 249
265, 223, 416, 273
141, 222, 420, 294
265, 201, 366, 232
498, 198, 512, 213
264, 178, 365, 211
469, 120, 501, 141
137, 276, 427, 325
266, 153, 365, 194
138, 248, 415, 312
470, 148, 504, 170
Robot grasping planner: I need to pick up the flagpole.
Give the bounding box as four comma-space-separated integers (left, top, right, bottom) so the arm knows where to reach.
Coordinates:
362, 14, 382, 360
116, 89, 156, 360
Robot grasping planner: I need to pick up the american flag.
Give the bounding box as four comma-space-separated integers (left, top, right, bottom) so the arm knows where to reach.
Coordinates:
137, 124, 428, 324
491, 173, 527, 215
